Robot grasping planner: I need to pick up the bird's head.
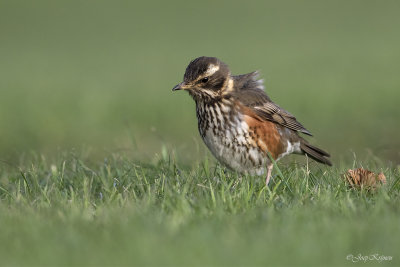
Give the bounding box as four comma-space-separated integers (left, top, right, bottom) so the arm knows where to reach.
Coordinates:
172, 56, 231, 100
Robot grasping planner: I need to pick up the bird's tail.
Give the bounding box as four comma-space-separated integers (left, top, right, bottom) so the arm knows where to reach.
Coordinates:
300, 140, 332, 166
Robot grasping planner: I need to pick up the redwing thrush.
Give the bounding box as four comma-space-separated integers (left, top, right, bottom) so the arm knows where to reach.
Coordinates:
173, 56, 331, 186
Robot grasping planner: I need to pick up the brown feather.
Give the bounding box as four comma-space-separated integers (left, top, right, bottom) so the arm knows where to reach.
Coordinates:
240, 105, 285, 159
229, 74, 312, 136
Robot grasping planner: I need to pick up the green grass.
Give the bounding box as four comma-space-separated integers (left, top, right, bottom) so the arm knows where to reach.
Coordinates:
0, 151, 399, 266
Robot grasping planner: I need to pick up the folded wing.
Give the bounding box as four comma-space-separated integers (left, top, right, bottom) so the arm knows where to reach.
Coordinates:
230, 72, 312, 136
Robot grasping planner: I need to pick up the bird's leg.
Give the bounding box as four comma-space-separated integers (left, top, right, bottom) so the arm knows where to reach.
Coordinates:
265, 163, 273, 187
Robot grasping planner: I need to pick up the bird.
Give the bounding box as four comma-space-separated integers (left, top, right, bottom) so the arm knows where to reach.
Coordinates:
172, 56, 331, 186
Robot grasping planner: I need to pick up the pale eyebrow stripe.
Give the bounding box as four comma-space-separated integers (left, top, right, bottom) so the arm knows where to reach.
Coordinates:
204, 64, 220, 76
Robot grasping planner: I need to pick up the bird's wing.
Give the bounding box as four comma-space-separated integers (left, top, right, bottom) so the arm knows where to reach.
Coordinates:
230, 73, 312, 136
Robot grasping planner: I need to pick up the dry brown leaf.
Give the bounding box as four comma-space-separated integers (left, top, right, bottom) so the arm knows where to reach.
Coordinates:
343, 168, 386, 190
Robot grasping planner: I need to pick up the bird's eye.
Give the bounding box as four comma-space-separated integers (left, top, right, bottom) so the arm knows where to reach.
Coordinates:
201, 77, 209, 83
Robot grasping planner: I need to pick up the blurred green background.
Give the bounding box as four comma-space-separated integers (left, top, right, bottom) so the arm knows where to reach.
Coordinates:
1, 0, 399, 164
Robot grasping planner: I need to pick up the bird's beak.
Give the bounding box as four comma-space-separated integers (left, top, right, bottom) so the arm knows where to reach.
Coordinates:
172, 82, 188, 91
